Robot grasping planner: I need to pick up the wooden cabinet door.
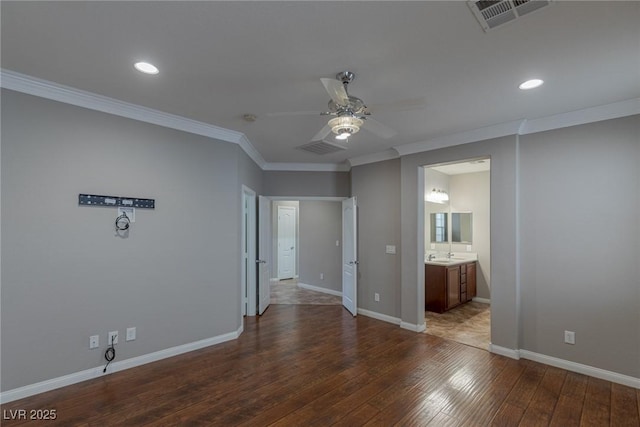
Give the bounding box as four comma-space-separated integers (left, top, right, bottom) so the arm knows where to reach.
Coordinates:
446, 266, 461, 310
426, 264, 447, 313
467, 262, 477, 300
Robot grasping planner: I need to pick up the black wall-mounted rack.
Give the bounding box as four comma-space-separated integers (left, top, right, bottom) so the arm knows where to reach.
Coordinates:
79, 194, 155, 209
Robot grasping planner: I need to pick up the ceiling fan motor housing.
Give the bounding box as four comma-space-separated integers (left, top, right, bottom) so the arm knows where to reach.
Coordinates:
327, 97, 367, 115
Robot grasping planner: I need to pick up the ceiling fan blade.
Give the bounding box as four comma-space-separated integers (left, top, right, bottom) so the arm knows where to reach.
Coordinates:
311, 124, 332, 142
265, 110, 322, 117
363, 117, 397, 139
367, 97, 426, 113
320, 78, 349, 107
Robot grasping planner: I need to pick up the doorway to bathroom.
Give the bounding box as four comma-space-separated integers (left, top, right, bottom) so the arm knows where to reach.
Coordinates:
423, 158, 491, 350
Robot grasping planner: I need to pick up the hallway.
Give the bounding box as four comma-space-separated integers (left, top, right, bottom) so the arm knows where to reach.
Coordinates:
270, 279, 342, 305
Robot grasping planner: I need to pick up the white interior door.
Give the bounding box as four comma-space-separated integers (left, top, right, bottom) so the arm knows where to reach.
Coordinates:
277, 206, 296, 279
342, 197, 358, 316
257, 196, 271, 315
242, 186, 257, 316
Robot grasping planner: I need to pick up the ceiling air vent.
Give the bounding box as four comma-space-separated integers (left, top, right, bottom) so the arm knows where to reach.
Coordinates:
468, 0, 552, 31
297, 140, 347, 155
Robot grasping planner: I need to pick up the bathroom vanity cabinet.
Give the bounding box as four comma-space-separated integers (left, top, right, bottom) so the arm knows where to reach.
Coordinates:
425, 261, 476, 313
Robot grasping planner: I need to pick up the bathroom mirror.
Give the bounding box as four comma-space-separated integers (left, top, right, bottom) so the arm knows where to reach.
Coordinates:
452, 212, 472, 243
430, 212, 448, 243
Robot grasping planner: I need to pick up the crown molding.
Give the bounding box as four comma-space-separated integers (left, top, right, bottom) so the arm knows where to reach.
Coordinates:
236, 134, 267, 169
348, 149, 399, 167
519, 97, 640, 135
394, 120, 524, 157
368, 97, 640, 165
262, 162, 351, 172
0, 69, 266, 167
4, 69, 637, 172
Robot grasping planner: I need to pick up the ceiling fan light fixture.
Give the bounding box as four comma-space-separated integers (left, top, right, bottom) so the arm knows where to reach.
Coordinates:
328, 116, 363, 138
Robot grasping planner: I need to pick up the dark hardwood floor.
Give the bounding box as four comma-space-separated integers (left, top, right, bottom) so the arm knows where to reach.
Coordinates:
2, 305, 638, 426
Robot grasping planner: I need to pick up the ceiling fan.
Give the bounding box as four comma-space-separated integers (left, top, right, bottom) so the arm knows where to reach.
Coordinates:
268, 71, 425, 142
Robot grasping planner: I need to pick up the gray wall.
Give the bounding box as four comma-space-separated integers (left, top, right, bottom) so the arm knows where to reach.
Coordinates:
356, 115, 638, 379
519, 116, 639, 378
351, 159, 401, 317
298, 201, 342, 292
449, 171, 491, 299
0, 90, 257, 391
263, 171, 350, 197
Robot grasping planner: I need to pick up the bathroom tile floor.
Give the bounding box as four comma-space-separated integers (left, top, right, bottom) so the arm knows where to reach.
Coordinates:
425, 301, 491, 350
270, 279, 342, 305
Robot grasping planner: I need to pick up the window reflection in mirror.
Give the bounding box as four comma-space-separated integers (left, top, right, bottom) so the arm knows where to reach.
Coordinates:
430, 212, 448, 243
452, 212, 472, 243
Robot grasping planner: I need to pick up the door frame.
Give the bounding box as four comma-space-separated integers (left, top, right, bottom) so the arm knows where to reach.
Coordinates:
342, 197, 358, 316
241, 185, 257, 317
268, 196, 347, 286
421, 159, 492, 340
258, 196, 272, 315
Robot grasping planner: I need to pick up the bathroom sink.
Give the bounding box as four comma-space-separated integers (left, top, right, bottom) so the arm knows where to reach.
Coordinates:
425, 258, 454, 265
425, 256, 476, 265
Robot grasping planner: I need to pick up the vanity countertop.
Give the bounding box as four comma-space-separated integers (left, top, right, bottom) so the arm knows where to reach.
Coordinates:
425, 253, 477, 266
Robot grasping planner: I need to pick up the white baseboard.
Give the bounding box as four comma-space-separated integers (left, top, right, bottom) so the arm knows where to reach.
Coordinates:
472, 297, 491, 304
489, 344, 521, 360
358, 308, 401, 326
519, 350, 640, 389
297, 282, 342, 297
400, 321, 426, 333
357, 309, 425, 333
0, 326, 243, 404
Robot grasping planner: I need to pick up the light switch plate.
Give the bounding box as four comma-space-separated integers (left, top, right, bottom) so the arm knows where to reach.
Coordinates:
564, 330, 575, 345
126, 327, 136, 341
89, 335, 99, 349
385, 245, 396, 254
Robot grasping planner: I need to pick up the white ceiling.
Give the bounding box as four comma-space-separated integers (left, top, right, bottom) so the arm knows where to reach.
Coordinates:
2, 1, 639, 167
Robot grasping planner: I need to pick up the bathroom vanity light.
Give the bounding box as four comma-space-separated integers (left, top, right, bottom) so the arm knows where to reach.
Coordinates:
426, 188, 449, 204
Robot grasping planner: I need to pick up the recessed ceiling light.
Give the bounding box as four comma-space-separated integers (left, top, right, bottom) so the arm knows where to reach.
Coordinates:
134, 62, 159, 75
519, 79, 544, 90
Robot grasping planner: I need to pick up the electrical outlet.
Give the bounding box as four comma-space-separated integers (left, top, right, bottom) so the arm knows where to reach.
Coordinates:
126, 327, 136, 342
320, 273, 324, 280
374, 293, 380, 302
564, 330, 575, 345
108, 331, 118, 345
89, 335, 99, 349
